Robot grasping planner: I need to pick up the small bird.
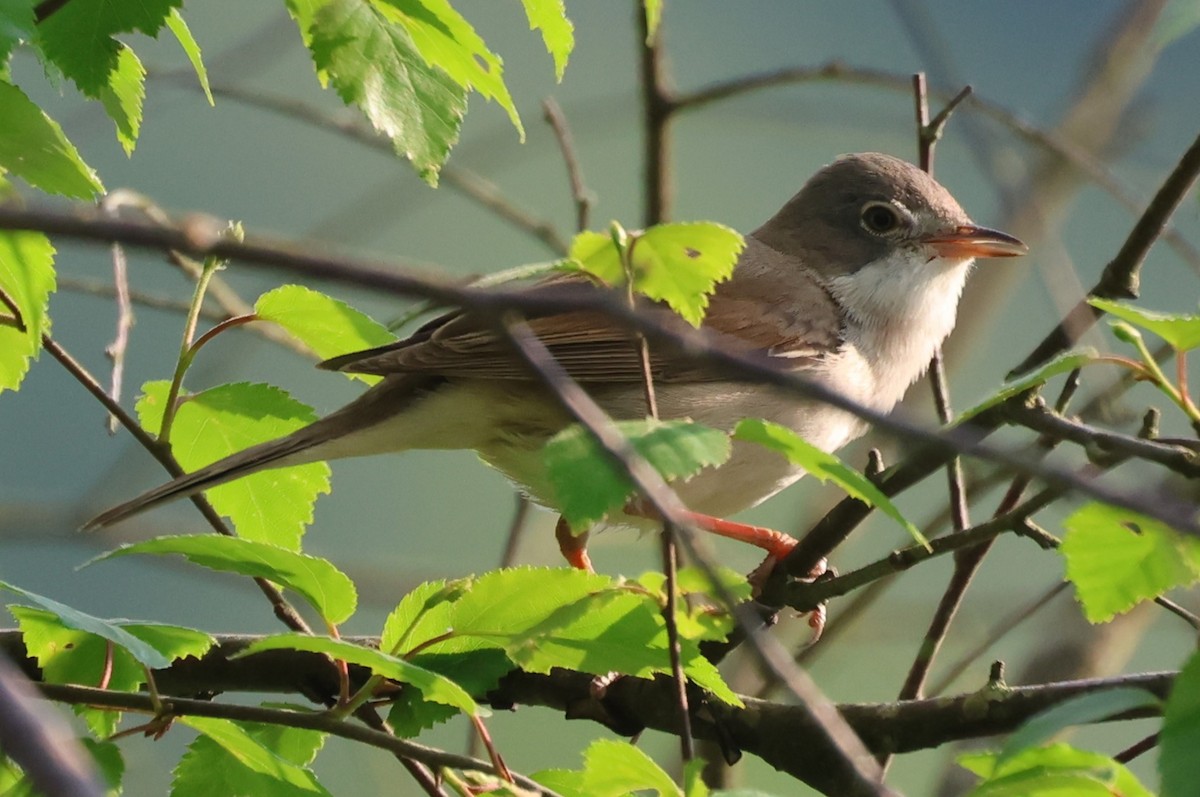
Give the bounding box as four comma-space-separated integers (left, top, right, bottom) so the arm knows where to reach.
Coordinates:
87, 153, 1026, 570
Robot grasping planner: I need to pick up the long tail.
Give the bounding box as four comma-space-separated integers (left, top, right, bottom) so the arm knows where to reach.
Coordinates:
84, 374, 434, 530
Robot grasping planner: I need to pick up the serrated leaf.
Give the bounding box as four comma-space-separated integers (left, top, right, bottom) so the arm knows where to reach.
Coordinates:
136, 381, 331, 550
2, 585, 170, 669
238, 634, 479, 715
374, 0, 522, 137
36, 0, 181, 96
996, 688, 1160, 766
533, 740, 682, 797
1162, 649, 1200, 797
89, 535, 356, 625
379, 578, 464, 655
1090, 297, 1200, 351
387, 649, 511, 737
307, 0, 466, 185
449, 568, 741, 705
520, 0, 573, 80
82, 739, 124, 794
173, 719, 327, 797
177, 717, 328, 795
958, 743, 1152, 797
1061, 503, 1200, 623
165, 9, 212, 105
255, 285, 395, 384
0, 230, 55, 393
568, 223, 744, 326
544, 419, 731, 530
969, 349, 1096, 421
98, 43, 146, 155
734, 418, 926, 547
0, 80, 102, 197
12, 605, 214, 736
0, 0, 35, 63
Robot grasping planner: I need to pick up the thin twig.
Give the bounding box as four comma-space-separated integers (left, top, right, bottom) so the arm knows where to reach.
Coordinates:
637, 4, 673, 226
541, 98, 592, 233
1011, 129, 1200, 377
102, 238, 134, 436
1114, 732, 1160, 764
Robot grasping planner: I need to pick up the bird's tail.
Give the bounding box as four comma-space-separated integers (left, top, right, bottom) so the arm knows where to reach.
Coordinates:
82, 425, 329, 530
84, 374, 436, 530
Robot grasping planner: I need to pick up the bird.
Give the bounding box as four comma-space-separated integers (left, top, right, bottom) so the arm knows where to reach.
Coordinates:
86, 153, 1026, 572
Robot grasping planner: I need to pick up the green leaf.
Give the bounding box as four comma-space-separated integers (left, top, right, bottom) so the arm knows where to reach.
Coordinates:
1061, 503, 1200, 623
90, 535, 356, 625
0, 230, 55, 393
13, 605, 214, 736
996, 688, 1160, 766
1154, 0, 1200, 48
1162, 649, 1200, 797
534, 740, 682, 797
97, 43, 146, 155
379, 578, 465, 655
255, 285, 395, 384
165, 9, 212, 105
449, 568, 741, 706
173, 718, 328, 797
136, 381, 331, 550
569, 223, 744, 326
0, 0, 36, 64
238, 634, 480, 715
1089, 297, 1200, 351
375, 0, 522, 137
82, 739, 124, 794
1, 583, 173, 669
0, 80, 102, 197
543, 419, 731, 530
306, 0, 467, 185
35, 0, 181, 96
734, 418, 926, 547
958, 743, 1152, 797
387, 649, 512, 737
177, 717, 328, 794
969, 349, 1096, 421
520, 0, 573, 80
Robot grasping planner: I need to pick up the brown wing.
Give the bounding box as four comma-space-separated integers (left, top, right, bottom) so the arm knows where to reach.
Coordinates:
320, 239, 845, 383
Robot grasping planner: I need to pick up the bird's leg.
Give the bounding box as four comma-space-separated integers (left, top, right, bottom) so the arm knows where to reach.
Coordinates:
555, 517, 593, 572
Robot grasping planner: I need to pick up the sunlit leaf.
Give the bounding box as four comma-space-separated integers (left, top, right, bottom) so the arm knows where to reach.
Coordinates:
520, 0, 574, 80
0, 230, 55, 393
165, 9, 213, 105
569, 222, 744, 326
734, 418, 926, 547
89, 535, 357, 625
97, 43, 146, 155
0, 81, 102, 197
543, 419, 731, 530
255, 285, 395, 384
0, 1, 35, 63
136, 381, 331, 550
959, 743, 1152, 797
177, 717, 328, 794
173, 720, 328, 797
1062, 503, 1200, 623
534, 740, 682, 797
1090, 297, 1200, 351
305, 0, 466, 184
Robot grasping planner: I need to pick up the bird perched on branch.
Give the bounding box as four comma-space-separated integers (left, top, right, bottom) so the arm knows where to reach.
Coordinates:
87, 153, 1025, 577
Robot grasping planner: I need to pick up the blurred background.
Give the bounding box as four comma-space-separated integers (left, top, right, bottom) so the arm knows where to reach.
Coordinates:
3, 1, 1199, 793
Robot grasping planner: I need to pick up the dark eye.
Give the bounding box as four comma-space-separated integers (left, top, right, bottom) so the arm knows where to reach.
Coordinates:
860, 202, 900, 234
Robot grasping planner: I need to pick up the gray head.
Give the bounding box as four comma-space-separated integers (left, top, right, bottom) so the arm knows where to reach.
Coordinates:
753, 153, 1025, 278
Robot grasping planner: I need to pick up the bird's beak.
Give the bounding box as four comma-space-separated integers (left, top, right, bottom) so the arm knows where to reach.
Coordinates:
921, 224, 1028, 259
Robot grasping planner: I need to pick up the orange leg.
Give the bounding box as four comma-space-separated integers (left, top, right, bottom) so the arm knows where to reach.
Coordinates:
555, 517, 594, 572
676, 510, 799, 562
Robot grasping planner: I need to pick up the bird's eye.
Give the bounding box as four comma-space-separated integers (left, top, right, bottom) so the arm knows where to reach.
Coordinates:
860, 202, 901, 235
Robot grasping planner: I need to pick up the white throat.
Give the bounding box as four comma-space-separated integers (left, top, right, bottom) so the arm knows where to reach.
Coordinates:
826, 250, 973, 409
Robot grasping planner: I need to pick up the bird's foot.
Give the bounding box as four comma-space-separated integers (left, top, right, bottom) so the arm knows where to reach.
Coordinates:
555, 517, 594, 572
